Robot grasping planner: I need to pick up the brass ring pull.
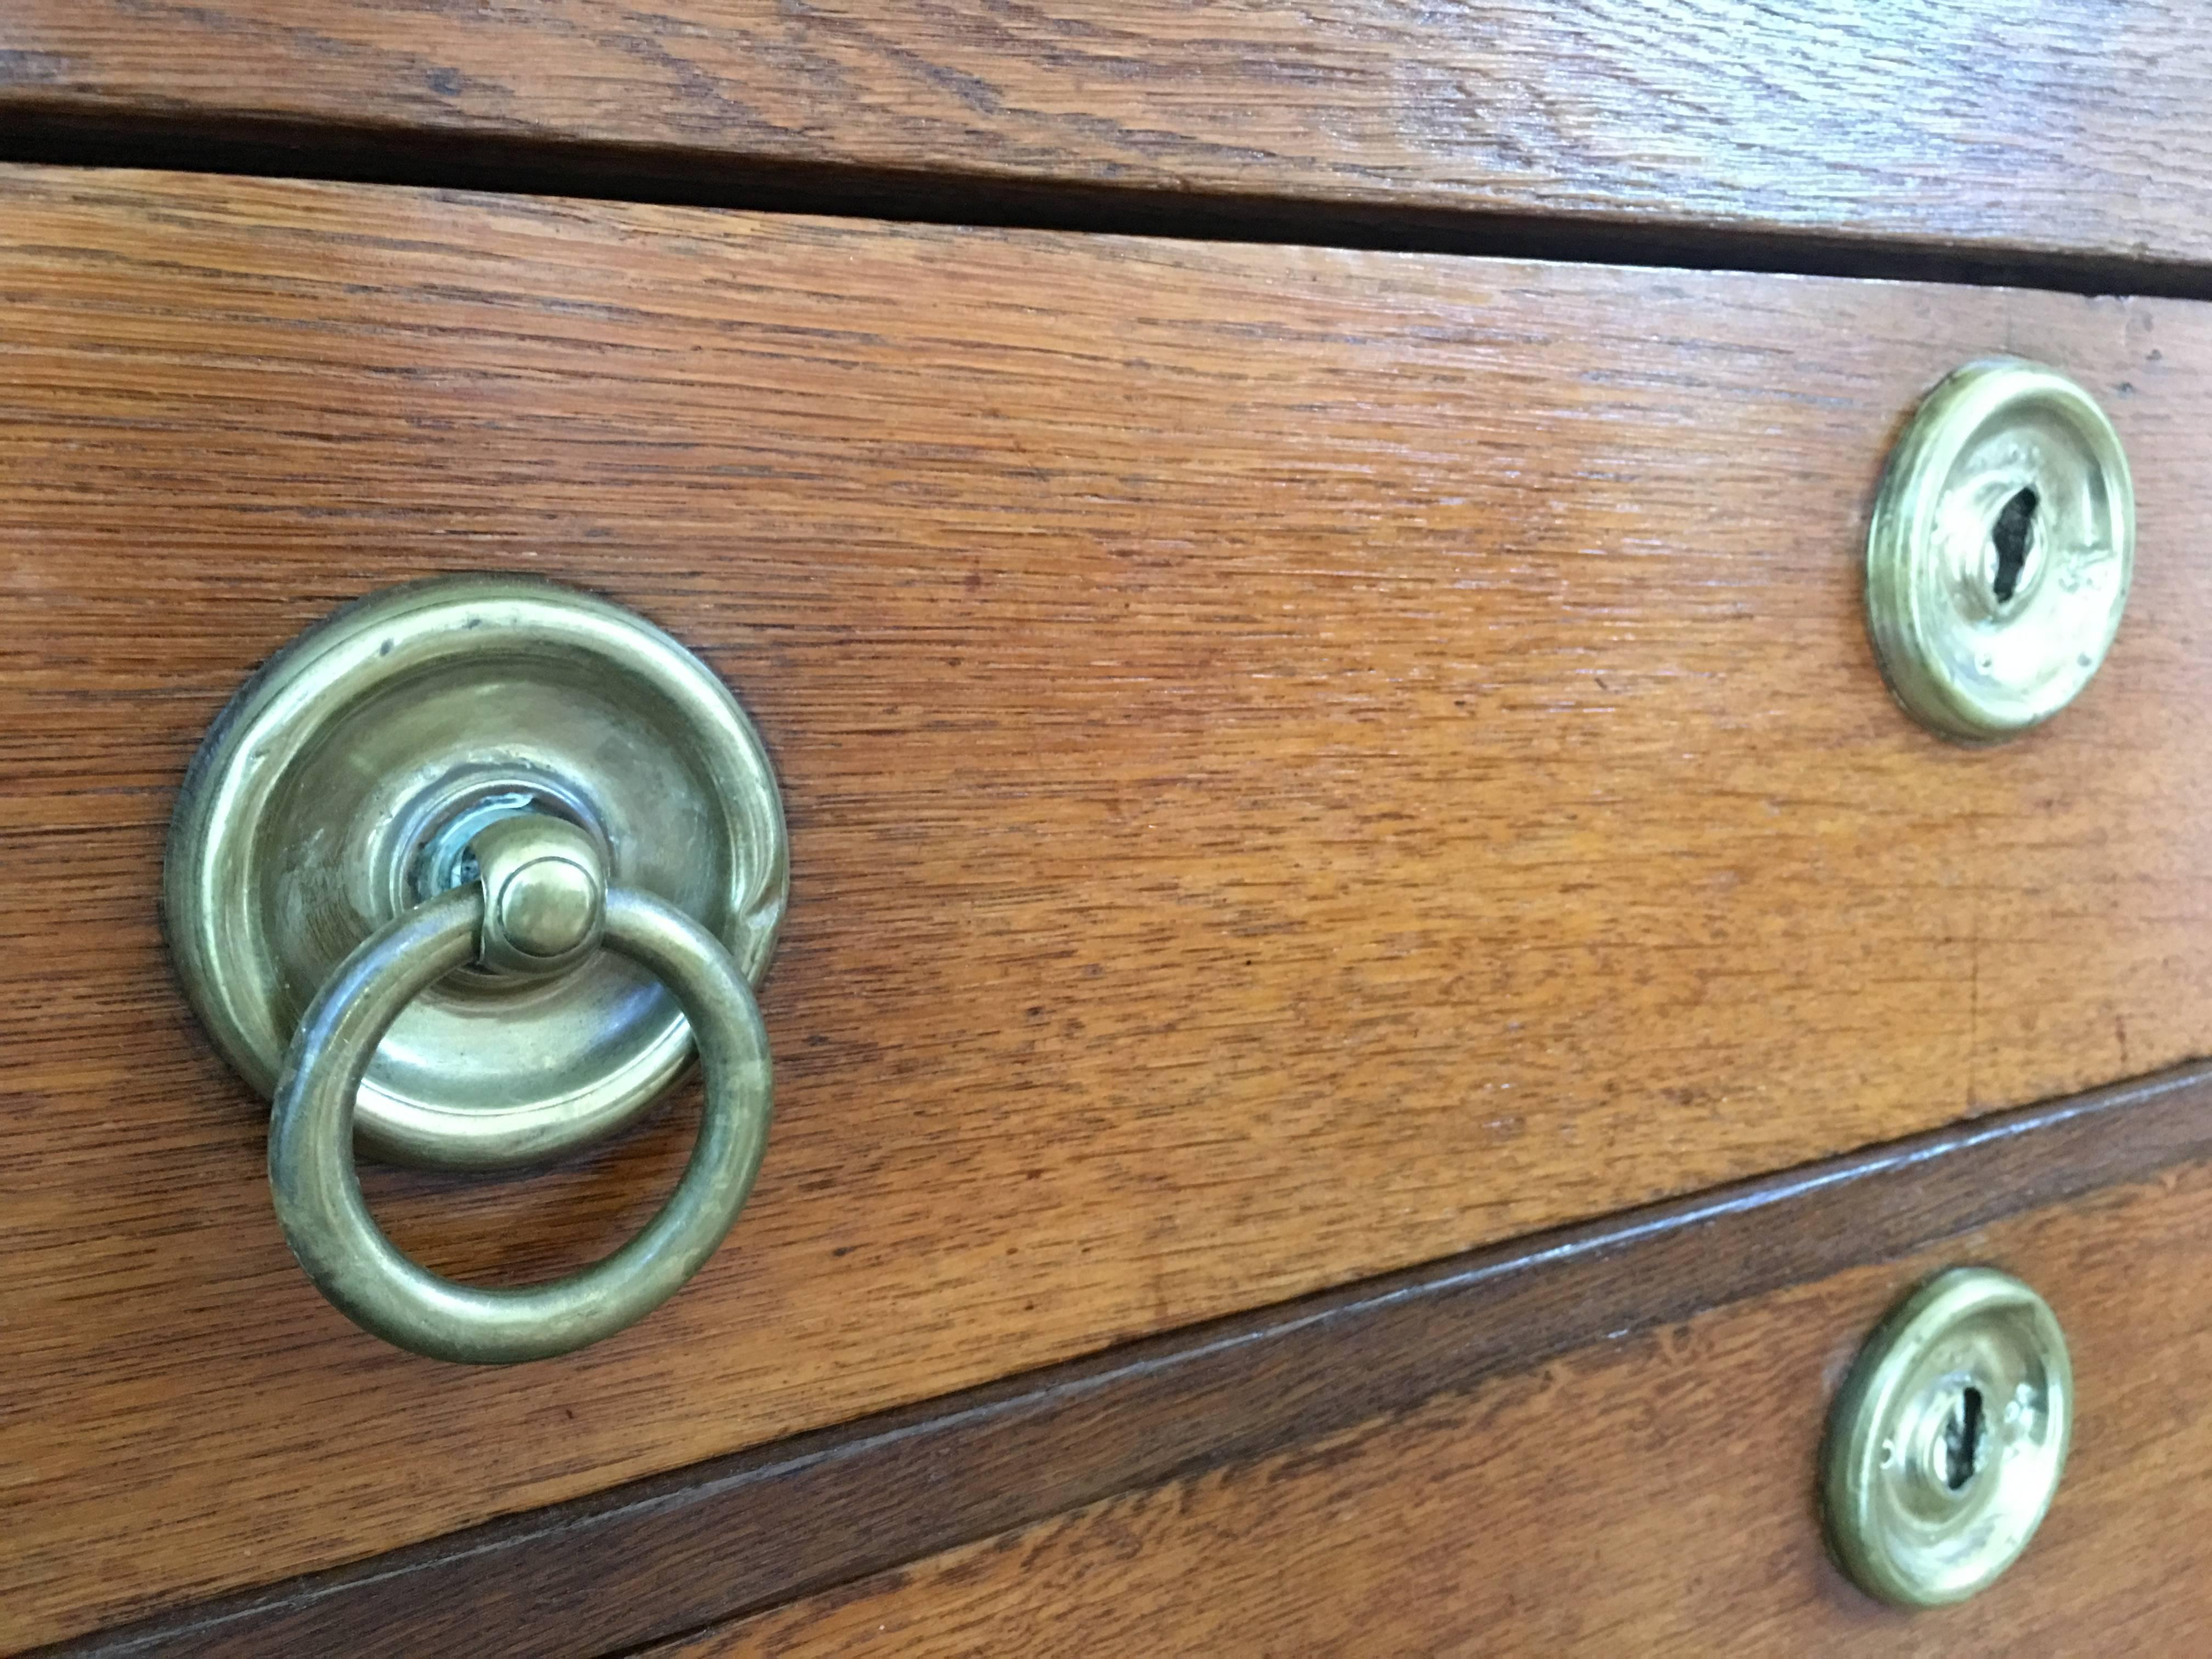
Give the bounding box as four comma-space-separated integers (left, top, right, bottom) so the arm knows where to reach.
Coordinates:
268, 817, 772, 1364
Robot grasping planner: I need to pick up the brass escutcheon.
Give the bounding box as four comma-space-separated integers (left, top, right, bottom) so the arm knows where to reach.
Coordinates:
1822, 1267, 2073, 1606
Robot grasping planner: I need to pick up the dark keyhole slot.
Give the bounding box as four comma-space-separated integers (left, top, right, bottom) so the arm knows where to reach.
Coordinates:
1943, 1385, 1985, 1491
1991, 486, 2039, 604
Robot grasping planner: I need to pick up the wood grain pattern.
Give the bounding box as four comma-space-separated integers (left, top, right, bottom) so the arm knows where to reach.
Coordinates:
48, 1063, 2212, 1659
4, 2, 2212, 275
675, 1154, 2212, 1658
4, 165, 2212, 1645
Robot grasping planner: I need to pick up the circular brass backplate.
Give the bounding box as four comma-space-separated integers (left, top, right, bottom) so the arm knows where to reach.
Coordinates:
1866, 358, 2134, 742
166, 575, 788, 1169
1822, 1268, 2072, 1607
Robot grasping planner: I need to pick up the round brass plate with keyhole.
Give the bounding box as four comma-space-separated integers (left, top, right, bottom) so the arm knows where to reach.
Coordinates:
1865, 358, 2134, 742
1822, 1268, 2073, 1607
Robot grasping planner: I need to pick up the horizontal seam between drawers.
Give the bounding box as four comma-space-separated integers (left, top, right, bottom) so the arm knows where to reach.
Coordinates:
37, 1056, 2212, 1659
6, 105, 2212, 302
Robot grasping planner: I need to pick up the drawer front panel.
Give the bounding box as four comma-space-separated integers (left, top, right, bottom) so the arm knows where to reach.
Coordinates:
4, 165, 2211, 1643
678, 1158, 2212, 1656
5, 3, 2210, 274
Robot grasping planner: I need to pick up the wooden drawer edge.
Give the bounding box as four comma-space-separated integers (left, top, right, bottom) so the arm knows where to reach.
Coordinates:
687, 1104, 2212, 1655
11, 3, 2212, 285
41, 1058, 2212, 1659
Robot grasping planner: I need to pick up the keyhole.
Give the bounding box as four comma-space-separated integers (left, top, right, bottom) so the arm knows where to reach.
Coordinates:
1990, 486, 2039, 605
1942, 1385, 1985, 1491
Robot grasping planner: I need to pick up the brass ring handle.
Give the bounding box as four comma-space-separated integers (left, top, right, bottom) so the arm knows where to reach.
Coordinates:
268, 850, 772, 1365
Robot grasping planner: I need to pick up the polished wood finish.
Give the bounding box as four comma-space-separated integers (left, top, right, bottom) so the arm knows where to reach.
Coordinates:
5, 3, 2212, 279
50, 1064, 2212, 1659
675, 1152, 2212, 1657
6, 165, 2212, 1646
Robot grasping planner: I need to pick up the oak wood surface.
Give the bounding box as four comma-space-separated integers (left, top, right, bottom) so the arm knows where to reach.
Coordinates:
4, 165, 2212, 1645
674, 1152, 2212, 1658
48, 1064, 2212, 1659
4, 2, 2211, 275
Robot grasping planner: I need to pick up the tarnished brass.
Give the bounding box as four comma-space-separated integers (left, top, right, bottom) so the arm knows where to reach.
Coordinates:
1866, 358, 2134, 742
469, 813, 608, 977
165, 575, 788, 1169
1822, 1268, 2073, 1607
269, 881, 771, 1363
166, 576, 786, 1359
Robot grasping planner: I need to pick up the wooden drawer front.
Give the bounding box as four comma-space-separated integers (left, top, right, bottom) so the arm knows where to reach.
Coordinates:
672, 1154, 2212, 1657
6, 3, 2210, 276
5, 165, 2212, 1645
